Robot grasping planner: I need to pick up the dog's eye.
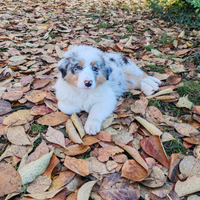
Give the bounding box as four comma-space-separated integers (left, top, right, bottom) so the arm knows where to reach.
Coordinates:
92, 66, 98, 71
76, 65, 83, 70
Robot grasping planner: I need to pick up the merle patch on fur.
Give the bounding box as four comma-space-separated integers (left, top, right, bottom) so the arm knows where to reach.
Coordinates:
60, 68, 67, 78
105, 67, 113, 80
110, 58, 115, 62
122, 56, 128, 64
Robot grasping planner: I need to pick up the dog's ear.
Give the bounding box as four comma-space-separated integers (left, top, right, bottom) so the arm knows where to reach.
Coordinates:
104, 67, 112, 80
101, 58, 112, 80
57, 58, 70, 78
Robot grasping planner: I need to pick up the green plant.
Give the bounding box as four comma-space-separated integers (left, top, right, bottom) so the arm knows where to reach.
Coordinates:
97, 23, 108, 29
93, 38, 102, 43
126, 25, 133, 32
30, 124, 46, 134
144, 44, 154, 51
164, 139, 187, 156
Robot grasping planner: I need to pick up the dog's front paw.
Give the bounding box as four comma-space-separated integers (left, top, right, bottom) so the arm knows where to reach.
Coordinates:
141, 76, 161, 96
84, 119, 101, 135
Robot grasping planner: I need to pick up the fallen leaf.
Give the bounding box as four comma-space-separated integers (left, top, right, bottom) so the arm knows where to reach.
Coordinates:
82, 135, 100, 145
168, 153, 182, 181
0, 162, 21, 196
166, 75, 181, 85
179, 155, 200, 178
48, 170, 75, 191
122, 159, 149, 181
161, 132, 175, 142
0, 100, 12, 115
2, 91, 23, 101
77, 180, 97, 200
33, 79, 51, 90
175, 175, 200, 197
24, 186, 67, 199
146, 88, 174, 99
45, 126, 66, 148
94, 131, 112, 142
170, 64, 186, 73
27, 175, 52, 194
3, 110, 33, 126
71, 112, 85, 138
30, 105, 47, 116
64, 156, 90, 176
86, 157, 110, 175
98, 146, 124, 162
106, 160, 117, 171
151, 49, 163, 57
7, 126, 31, 145
131, 97, 148, 115
119, 145, 148, 171
26, 140, 49, 164
66, 119, 83, 144
149, 190, 179, 200
135, 116, 162, 136
141, 166, 166, 188
25, 90, 46, 104
19, 151, 54, 185
174, 123, 199, 136
65, 144, 90, 156
141, 136, 169, 168
37, 112, 69, 126
42, 154, 60, 177
20, 75, 34, 86
193, 106, 200, 115
0, 124, 8, 135
176, 96, 193, 110
178, 115, 200, 128
147, 106, 163, 119
98, 173, 140, 200
112, 132, 133, 145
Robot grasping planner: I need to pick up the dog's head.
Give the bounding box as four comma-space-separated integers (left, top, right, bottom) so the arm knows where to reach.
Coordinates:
57, 45, 112, 90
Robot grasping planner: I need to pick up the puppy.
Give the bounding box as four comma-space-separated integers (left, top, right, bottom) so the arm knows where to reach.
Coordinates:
55, 45, 161, 135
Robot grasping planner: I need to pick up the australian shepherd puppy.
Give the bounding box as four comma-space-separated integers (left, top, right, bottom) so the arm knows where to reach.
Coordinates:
55, 45, 161, 135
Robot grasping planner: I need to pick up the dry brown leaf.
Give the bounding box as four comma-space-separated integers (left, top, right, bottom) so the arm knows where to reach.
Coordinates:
25, 90, 46, 104
193, 106, 200, 115
141, 166, 166, 188
77, 180, 97, 200
131, 97, 148, 115
82, 135, 100, 145
176, 96, 193, 110
112, 154, 128, 163
122, 159, 149, 181
94, 131, 112, 142
0, 124, 8, 135
33, 79, 51, 90
106, 160, 117, 171
0, 100, 12, 115
45, 126, 66, 148
135, 116, 162, 136
0, 162, 21, 196
175, 175, 200, 197
66, 119, 83, 144
161, 132, 175, 142
86, 157, 110, 175
42, 154, 60, 177
65, 144, 90, 156
97, 146, 124, 162
166, 75, 181, 85
174, 123, 199, 136
30, 105, 47, 116
7, 126, 31, 145
146, 88, 174, 99
37, 112, 69, 126
48, 170, 75, 191
98, 173, 140, 200
141, 136, 169, 168
26, 140, 49, 164
2, 91, 23, 101
64, 156, 90, 176
119, 145, 148, 171
3, 110, 33, 126
71, 112, 85, 138
27, 175, 52, 194
168, 153, 182, 181
112, 132, 133, 145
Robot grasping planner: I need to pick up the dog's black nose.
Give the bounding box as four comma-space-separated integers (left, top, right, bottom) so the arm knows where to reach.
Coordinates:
84, 80, 93, 87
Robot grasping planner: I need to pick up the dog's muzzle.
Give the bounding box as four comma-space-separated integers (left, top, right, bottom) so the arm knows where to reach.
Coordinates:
84, 80, 93, 87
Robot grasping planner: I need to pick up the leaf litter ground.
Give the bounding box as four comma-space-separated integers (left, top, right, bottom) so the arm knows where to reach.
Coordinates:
0, 0, 200, 199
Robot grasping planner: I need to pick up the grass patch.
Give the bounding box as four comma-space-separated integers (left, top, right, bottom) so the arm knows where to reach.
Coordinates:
101, 35, 112, 40
177, 80, 200, 105
143, 64, 167, 73
33, 134, 45, 150
0, 48, 7, 52
30, 124, 46, 134
93, 38, 102, 43
97, 23, 109, 29
148, 0, 200, 30
144, 44, 154, 51
49, 33, 57, 39
126, 25, 133, 32
164, 139, 187, 156
58, 128, 68, 138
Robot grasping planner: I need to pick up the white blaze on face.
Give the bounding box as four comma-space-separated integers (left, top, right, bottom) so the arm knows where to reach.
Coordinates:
77, 65, 96, 89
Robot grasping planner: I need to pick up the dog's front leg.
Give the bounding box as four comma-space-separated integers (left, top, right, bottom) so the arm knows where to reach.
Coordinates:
84, 101, 116, 135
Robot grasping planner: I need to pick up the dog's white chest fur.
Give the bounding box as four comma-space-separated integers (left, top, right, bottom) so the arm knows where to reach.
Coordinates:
55, 45, 161, 135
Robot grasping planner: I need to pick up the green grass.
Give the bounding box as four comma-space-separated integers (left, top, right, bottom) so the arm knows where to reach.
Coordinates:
0, 48, 7, 52
30, 124, 46, 134
148, 0, 200, 30
143, 64, 167, 73
49, 33, 57, 39
144, 45, 154, 51
93, 38, 102, 43
97, 23, 109, 29
164, 139, 187, 156
101, 35, 112, 40
58, 128, 68, 138
177, 80, 200, 105
124, 5, 130, 10
126, 25, 133, 32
